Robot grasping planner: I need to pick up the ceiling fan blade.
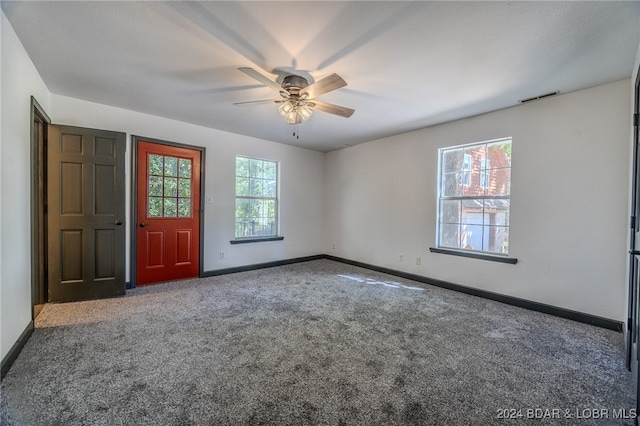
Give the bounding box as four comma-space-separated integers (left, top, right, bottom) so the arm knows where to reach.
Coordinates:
308, 100, 354, 118
233, 99, 283, 106
238, 67, 287, 94
301, 73, 347, 99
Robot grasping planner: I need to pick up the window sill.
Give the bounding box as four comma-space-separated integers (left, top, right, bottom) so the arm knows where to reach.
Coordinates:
230, 236, 284, 245
429, 247, 517, 264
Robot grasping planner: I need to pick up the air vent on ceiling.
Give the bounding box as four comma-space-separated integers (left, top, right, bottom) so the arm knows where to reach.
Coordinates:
519, 91, 559, 104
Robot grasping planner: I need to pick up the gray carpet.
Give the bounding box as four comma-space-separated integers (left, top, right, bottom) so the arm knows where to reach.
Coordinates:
0, 259, 635, 425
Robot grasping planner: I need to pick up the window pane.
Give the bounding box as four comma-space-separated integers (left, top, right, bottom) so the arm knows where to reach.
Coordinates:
464, 145, 486, 169
440, 200, 460, 224
236, 157, 250, 177
249, 158, 264, 178
235, 198, 250, 220
149, 176, 163, 196
250, 178, 263, 197
488, 141, 512, 167
442, 172, 462, 197
164, 156, 178, 177
486, 168, 511, 196
164, 177, 177, 197
148, 197, 163, 217
265, 179, 277, 197
264, 162, 277, 180
256, 220, 276, 236
460, 199, 483, 222
264, 199, 276, 217
463, 170, 483, 196
235, 222, 246, 238
178, 178, 191, 197
149, 154, 163, 176
250, 198, 263, 217
179, 158, 191, 178
442, 148, 463, 174
439, 224, 460, 249
487, 226, 509, 254
461, 224, 483, 251
236, 177, 249, 197
483, 199, 510, 225
178, 198, 190, 217
164, 198, 177, 217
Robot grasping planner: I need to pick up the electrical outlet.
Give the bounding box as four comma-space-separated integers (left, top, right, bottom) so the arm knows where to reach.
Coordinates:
332, 242, 336, 249
220, 252, 225, 260
399, 254, 404, 262
416, 257, 421, 265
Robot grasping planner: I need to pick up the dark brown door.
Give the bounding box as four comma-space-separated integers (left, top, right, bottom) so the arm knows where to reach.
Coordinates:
47, 125, 126, 302
628, 65, 640, 416
136, 141, 201, 285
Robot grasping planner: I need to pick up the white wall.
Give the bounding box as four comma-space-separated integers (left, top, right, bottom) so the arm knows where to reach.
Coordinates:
0, 11, 51, 361
325, 80, 631, 321
51, 95, 325, 277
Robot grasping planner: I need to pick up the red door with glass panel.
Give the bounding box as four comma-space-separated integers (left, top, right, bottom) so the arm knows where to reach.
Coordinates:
136, 141, 201, 285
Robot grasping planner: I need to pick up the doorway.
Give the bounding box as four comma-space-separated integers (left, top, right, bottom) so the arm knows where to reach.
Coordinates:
31, 97, 50, 318
133, 137, 204, 286
31, 116, 127, 304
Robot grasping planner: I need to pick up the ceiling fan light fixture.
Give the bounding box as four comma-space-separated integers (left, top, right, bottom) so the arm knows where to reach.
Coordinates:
279, 101, 294, 117
298, 105, 313, 121
285, 109, 299, 124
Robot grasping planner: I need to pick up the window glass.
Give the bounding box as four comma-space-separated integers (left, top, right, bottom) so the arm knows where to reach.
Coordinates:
147, 154, 192, 218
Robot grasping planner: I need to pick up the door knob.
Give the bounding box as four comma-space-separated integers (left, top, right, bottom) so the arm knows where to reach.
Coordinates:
139, 223, 147, 228
114, 220, 123, 226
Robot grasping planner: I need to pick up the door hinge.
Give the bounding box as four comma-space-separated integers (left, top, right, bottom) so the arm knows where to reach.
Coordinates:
632, 215, 636, 230
628, 317, 633, 332
634, 113, 639, 127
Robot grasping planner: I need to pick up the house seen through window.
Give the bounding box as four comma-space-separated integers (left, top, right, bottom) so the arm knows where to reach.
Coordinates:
235, 156, 279, 239
437, 138, 512, 255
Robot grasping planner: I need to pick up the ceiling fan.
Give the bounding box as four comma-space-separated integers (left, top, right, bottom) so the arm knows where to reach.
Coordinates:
234, 67, 355, 125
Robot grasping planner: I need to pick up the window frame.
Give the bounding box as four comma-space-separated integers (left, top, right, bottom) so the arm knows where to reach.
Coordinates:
433, 137, 516, 263
233, 155, 281, 242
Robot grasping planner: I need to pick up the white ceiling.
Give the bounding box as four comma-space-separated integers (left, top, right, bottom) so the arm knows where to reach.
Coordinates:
3, 1, 639, 152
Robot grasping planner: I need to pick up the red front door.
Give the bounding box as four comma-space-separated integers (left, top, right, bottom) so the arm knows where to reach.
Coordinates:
136, 141, 201, 285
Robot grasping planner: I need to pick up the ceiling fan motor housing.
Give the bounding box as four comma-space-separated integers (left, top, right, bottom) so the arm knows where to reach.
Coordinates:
282, 75, 309, 94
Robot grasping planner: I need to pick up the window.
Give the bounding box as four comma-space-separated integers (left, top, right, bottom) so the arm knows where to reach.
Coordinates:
437, 138, 512, 255
235, 156, 278, 239
148, 154, 192, 218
